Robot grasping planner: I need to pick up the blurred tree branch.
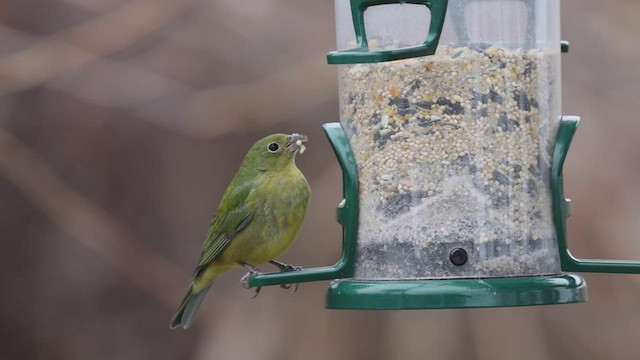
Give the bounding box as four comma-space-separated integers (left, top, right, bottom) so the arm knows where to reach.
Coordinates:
0, 0, 188, 96
0, 128, 188, 308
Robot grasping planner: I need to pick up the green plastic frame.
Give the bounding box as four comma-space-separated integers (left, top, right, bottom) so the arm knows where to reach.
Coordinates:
327, 0, 448, 64
247, 123, 358, 288
552, 116, 640, 273
326, 274, 587, 310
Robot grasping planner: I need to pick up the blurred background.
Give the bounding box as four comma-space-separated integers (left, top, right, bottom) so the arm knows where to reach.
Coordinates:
2, 0, 640, 359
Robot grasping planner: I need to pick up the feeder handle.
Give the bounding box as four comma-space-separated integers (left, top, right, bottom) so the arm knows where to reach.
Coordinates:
449, 0, 537, 49
552, 116, 640, 273
327, 0, 449, 64
450, 0, 568, 53
247, 123, 358, 288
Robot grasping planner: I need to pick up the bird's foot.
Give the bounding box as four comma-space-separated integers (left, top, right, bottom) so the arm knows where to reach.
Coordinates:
279, 283, 299, 293
239, 263, 263, 298
249, 286, 262, 299
269, 260, 302, 293
269, 260, 303, 272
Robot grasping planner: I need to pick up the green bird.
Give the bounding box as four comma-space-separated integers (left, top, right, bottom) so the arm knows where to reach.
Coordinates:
170, 133, 310, 329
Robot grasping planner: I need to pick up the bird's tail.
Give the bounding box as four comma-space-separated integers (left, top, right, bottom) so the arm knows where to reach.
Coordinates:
170, 283, 211, 329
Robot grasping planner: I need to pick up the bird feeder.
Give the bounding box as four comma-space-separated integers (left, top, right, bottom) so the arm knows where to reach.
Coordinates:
248, 0, 640, 309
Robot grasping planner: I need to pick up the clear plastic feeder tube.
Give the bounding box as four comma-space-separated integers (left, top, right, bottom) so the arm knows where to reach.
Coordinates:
335, 0, 563, 279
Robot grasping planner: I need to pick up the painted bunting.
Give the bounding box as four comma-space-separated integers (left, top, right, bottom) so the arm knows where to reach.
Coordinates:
170, 133, 310, 329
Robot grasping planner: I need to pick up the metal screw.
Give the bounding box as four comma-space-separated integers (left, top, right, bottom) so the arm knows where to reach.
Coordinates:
449, 248, 468, 266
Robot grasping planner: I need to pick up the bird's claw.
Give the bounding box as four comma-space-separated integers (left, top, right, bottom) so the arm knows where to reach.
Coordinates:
239, 272, 252, 289
249, 286, 262, 299
240, 272, 263, 299
269, 260, 303, 273
269, 260, 301, 293
239, 262, 263, 294
280, 283, 299, 293
282, 264, 303, 272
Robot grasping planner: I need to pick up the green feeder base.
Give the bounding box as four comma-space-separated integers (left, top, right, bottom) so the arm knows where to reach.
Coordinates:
326, 274, 587, 310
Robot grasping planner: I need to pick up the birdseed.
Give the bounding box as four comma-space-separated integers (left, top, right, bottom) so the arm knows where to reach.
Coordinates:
339, 45, 563, 279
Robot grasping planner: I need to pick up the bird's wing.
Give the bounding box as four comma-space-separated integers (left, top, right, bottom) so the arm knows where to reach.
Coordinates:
196, 183, 254, 270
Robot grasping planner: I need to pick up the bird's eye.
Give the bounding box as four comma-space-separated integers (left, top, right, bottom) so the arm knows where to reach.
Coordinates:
268, 143, 279, 153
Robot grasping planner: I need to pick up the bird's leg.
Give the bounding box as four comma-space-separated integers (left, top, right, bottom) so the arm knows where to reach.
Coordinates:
239, 262, 263, 298
268, 260, 302, 293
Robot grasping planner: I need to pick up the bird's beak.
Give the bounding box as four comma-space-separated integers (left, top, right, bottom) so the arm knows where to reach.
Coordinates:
285, 133, 308, 154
